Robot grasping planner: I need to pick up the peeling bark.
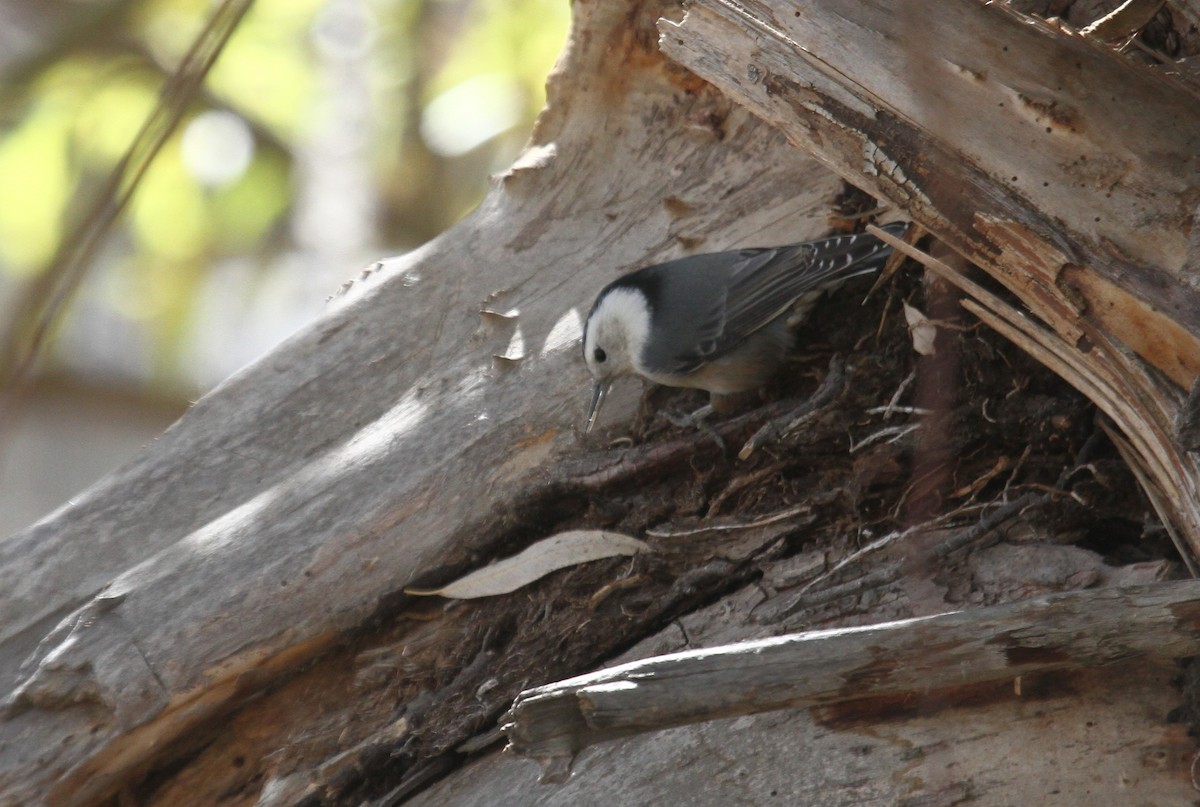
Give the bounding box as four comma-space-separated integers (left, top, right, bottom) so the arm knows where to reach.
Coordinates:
2, 0, 1199, 805
659, 0, 1200, 557
506, 579, 1200, 780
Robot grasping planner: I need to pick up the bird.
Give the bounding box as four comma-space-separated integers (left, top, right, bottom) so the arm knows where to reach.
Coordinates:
581, 222, 906, 432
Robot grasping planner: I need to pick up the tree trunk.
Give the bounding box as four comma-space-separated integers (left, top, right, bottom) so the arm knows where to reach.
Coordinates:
2, 0, 1199, 805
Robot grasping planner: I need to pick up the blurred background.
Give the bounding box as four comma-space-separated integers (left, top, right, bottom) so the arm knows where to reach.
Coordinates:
0, 0, 570, 537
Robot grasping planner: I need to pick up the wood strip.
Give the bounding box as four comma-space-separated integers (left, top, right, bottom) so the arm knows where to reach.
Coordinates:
506, 580, 1200, 779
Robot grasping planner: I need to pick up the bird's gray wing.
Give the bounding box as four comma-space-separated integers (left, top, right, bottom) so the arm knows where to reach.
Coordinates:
645, 229, 896, 375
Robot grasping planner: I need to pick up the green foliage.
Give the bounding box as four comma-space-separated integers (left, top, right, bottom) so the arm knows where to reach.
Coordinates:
430, 0, 569, 115
0, 0, 569, 391
0, 101, 71, 273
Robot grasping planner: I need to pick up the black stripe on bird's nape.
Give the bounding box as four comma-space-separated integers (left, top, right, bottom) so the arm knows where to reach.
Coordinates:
593, 264, 666, 318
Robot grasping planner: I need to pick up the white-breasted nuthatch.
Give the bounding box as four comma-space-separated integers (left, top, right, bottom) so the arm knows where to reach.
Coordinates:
582, 222, 907, 432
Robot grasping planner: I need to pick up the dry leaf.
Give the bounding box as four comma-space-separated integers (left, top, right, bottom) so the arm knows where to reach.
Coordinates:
405, 530, 651, 599
903, 302, 937, 356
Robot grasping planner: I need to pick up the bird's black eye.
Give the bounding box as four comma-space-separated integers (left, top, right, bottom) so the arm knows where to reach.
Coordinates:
593, 347, 607, 363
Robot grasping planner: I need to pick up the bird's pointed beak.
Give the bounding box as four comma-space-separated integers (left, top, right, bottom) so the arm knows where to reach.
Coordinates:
584, 379, 612, 434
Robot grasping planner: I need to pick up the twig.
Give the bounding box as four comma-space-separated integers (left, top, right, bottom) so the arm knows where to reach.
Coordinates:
1008, 482, 1087, 505
1001, 444, 1033, 497
0, 0, 255, 435
797, 533, 907, 595
1127, 34, 1169, 63
880, 370, 917, 416
933, 492, 1048, 558
778, 563, 902, 614
738, 355, 846, 460
565, 396, 801, 490
705, 461, 788, 516
866, 405, 930, 417
645, 502, 814, 537
849, 423, 920, 454
1081, 0, 1166, 41
936, 427, 1108, 557
790, 501, 992, 605
1100, 418, 1200, 577
949, 454, 1011, 500
588, 573, 652, 609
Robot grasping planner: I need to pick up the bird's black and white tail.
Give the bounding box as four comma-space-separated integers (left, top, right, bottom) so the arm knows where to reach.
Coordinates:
721, 221, 905, 331
770, 221, 904, 327
797, 220, 905, 286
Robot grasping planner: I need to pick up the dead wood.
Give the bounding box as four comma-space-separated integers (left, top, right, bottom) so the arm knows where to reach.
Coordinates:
506, 579, 1200, 781
1, 0, 1198, 805
659, 0, 1200, 560
0, 0, 852, 803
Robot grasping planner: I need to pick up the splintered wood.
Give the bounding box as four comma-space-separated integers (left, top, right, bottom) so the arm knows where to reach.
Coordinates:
660, 0, 1200, 560
506, 580, 1200, 782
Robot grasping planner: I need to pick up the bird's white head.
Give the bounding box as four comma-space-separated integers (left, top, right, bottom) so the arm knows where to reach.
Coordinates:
581, 285, 651, 432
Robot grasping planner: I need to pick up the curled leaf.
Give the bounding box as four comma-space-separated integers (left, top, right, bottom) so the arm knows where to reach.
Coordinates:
405, 530, 651, 599
903, 302, 937, 356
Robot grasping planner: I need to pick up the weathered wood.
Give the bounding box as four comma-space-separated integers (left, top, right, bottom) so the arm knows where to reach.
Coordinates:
1081, 0, 1167, 40
659, 0, 1200, 559
4, 1, 1199, 804
422, 664, 1196, 806
410, 552, 1190, 807
0, 1, 849, 804
505, 580, 1200, 779
662, 0, 1200, 326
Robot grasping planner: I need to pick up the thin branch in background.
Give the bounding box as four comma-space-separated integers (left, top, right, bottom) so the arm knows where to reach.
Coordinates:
0, 0, 257, 434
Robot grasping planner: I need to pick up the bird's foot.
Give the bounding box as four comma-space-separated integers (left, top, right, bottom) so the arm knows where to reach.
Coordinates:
659, 405, 726, 453
659, 404, 714, 428
738, 355, 846, 460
